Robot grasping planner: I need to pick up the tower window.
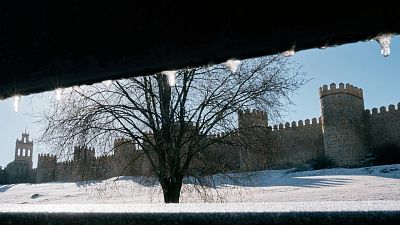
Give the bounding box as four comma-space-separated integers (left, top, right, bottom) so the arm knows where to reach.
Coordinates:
22, 149, 26, 156
17, 149, 21, 156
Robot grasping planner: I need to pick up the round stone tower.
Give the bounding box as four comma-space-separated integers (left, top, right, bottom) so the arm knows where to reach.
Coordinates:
319, 83, 369, 167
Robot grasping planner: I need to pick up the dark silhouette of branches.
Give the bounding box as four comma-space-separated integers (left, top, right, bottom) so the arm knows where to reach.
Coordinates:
38, 56, 306, 203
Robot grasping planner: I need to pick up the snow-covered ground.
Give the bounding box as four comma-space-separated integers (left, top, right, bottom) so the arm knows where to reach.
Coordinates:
0, 164, 399, 204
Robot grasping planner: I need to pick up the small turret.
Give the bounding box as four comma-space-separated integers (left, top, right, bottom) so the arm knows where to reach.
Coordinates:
36, 153, 57, 183
238, 109, 268, 130
114, 138, 136, 158
73, 146, 95, 162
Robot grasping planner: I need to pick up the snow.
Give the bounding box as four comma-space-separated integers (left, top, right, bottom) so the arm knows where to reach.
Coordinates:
282, 49, 295, 57
101, 80, 113, 87
0, 201, 399, 213
0, 164, 399, 205
224, 59, 241, 73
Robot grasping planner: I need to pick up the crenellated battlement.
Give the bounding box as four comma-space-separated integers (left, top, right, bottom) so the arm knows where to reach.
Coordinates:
114, 138, 128, 144
319, 83, 363, 99
114, 138, 135, 147
95, 154, 113, 161
38, 153, 57, 160
114, 138, 127, 142
58, 160, 73, 165
208, 131, 239, 139
238, 109, 267, 117
73, 145, 96, 153
366, 102, 400, 115
271, 117, 322, 131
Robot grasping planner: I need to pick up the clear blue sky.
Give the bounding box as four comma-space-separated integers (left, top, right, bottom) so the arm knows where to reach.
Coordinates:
1, 36, 399, 168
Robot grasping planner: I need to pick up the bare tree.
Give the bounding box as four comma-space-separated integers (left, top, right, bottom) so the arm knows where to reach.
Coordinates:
39, 55, 306, 203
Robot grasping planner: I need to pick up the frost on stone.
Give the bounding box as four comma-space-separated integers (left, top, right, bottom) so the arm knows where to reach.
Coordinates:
162, 70, 177, 86
224, 59, 241, 73
13, 95, 21, 112
374, 34, 393, 57
282, 49, 295, 57
55, 88, 63, 101
102, 80, 113, 88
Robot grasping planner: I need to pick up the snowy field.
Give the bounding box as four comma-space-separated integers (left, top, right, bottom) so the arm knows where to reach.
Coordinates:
0, 164, 399, 204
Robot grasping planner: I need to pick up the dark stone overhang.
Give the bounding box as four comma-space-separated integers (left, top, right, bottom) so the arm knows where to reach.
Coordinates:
0, 3, 399, 99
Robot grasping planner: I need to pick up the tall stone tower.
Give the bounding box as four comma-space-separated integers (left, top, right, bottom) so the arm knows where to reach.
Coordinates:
320, 83, 369, 166
14, 132, 33, 168
6, 132, 34, 183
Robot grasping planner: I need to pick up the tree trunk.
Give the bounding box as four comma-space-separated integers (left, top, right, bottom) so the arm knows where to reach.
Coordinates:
161, 179, 182, 203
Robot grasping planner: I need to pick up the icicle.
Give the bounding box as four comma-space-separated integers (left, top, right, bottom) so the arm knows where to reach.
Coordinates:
282, 49, 295, 57
162, 70, 177, 86
72, 86, 83, 93
102, 80, 113, 87
55, 88, 63, 101
13, 95, 21, 112
224, 59, 241, 73
374, 34, 393, 57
